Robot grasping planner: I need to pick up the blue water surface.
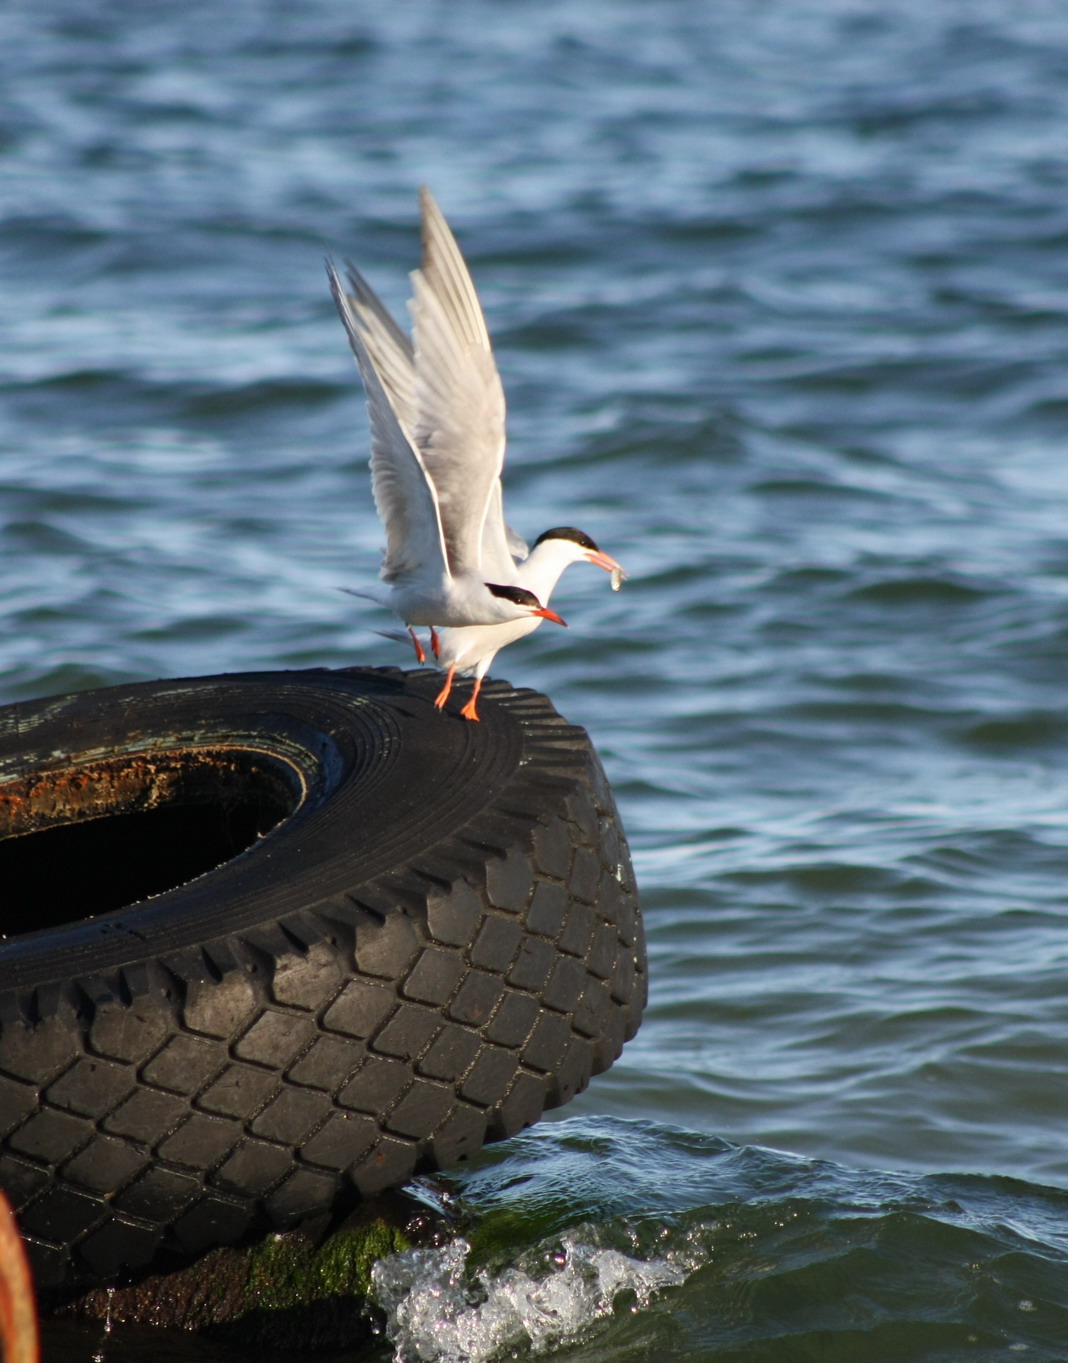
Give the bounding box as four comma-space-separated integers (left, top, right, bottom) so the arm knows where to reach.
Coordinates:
6, 1, 1068, 1358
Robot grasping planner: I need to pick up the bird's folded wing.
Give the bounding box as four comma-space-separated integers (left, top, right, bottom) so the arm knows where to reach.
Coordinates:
327, 260, 449, 584
409, 186, 509, 582
343, 262, 418, 440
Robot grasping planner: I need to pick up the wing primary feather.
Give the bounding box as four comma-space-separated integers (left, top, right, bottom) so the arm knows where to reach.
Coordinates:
408, 191, 509, 581
343, 262, 418, 438
326, 259, 451, 584
419, 186, 492, 351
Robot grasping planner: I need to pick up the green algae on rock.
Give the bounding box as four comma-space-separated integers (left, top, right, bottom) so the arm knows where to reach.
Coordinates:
59, 1210, 415, 1353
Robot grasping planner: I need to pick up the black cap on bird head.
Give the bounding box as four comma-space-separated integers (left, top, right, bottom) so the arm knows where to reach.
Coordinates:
485, 583, 543, 609
532, 527, 600, 552
485, 582, 567, 625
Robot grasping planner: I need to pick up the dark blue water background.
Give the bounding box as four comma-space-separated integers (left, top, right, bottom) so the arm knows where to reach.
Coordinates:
6, 1, 1068, 1358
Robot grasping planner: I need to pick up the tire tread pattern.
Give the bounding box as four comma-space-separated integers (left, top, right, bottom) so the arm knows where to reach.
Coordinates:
0, 668, 645, 1290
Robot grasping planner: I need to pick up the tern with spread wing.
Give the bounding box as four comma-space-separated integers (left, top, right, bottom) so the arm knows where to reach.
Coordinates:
326, 189, 565, 660
329, 188, 623, 719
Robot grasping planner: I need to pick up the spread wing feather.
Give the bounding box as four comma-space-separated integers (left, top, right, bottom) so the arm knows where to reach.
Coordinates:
343, 262, 418, 440
345, 250, 526, 578
326, 260, 449, 584
409, 187, 510, 581
484, 481, 529, 576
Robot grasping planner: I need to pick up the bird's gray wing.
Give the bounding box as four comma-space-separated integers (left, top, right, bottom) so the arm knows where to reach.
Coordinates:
505, 519, 529, 561
408, 186, 511, 581
343, 262, 418, 440
481, 480, 529, 578
327, 260, 449, 584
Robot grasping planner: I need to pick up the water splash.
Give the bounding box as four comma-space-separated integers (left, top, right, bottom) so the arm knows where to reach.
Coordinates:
371, 1231, 689, 1363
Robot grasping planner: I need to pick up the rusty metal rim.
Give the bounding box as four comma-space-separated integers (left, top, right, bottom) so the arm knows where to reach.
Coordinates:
0, 742, 311, 842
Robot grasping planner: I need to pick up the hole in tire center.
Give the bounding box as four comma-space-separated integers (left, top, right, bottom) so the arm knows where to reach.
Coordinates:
0, 747, 303, 932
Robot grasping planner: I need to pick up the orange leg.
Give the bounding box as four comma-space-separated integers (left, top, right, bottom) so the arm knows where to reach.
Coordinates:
459, 676, 484, 722
407, 627, 426, 664
434, 662, 457, 711
429, 626, 441, 660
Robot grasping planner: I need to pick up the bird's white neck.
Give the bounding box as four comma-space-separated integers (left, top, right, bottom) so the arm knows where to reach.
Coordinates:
517, 538, 590, 604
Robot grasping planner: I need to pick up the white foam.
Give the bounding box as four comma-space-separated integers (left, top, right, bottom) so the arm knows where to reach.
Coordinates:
371, 1233, 688, 1363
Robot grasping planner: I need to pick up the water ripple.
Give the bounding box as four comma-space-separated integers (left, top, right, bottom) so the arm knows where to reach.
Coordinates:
7, 3, 1068, 1357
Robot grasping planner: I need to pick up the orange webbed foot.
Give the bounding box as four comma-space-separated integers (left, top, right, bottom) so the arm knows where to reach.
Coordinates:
434, 663, 457, 711
407, 626, 426, 664
430, 626, 441, 660
459, 678, 483, 722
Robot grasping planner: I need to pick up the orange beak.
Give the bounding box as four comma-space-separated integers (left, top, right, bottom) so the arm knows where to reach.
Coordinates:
585, 548, 625, 576
534, 606, 567, 626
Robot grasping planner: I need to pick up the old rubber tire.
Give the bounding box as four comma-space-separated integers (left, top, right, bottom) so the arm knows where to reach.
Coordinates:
0, 667, 645, 1292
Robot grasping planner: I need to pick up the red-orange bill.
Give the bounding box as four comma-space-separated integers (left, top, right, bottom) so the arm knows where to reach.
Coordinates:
586, 549, 627, 589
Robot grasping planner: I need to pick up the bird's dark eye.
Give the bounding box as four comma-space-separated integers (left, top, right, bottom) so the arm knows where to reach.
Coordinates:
533, 526, 598, 551
485, 582, 543, 608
